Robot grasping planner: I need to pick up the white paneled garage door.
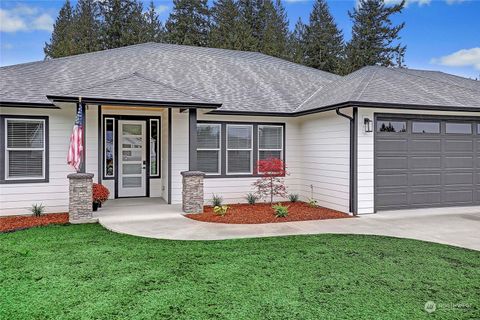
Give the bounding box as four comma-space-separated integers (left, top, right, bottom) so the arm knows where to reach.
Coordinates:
374, 115, 480, 211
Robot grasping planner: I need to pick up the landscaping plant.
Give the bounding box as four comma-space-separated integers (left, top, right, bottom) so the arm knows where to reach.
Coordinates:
308, 199, 318, 208
31, 203, 45, 217
253, 158, 287, 204
246, 193, 258, 205
272, 204, 289, 218
288, 194, 299, 202
213, 205, 229, 216
212, 194, 223, 207
93, 183, 110, 205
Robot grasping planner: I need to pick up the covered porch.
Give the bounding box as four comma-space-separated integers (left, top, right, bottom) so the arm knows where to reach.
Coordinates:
49, 94, 219, 223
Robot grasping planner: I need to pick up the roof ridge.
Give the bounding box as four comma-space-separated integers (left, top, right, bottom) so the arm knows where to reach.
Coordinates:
351, 67, 379, 100
391, 67, 480, 93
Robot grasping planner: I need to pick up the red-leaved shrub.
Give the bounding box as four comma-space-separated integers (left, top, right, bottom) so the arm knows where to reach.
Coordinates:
252, 157, 287, 204
93, 183, 110, 203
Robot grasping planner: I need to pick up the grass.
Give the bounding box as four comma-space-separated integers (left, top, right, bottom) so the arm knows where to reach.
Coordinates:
1, 224, 479, 319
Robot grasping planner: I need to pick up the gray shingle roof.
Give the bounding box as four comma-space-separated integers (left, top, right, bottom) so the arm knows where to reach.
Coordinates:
296, 66, 480, 113
0, 42, 339, 113
54, 72, 215, 105
1, 43, 479, 114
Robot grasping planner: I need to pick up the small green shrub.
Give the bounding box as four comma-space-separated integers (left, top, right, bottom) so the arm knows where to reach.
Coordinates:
212, 194, 223, 207
213, 205, 229, 216
246, 193, 258, 205
288, 194, 299, 202
31, 203, 45, 217
307, 198, 318, 208
272, 204, 289, 218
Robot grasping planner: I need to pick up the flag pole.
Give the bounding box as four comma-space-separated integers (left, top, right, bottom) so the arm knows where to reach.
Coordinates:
79, 97, 86, 173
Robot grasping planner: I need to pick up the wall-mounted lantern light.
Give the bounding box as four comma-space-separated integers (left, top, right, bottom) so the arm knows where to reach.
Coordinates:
364, 118, 373, 133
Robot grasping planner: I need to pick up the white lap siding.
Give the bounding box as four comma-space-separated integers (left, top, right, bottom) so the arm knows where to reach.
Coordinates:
0, 103, 99, 216
297, 111, 351, 213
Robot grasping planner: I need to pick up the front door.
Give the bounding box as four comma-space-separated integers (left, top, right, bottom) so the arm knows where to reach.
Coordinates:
118, 120, 147, 197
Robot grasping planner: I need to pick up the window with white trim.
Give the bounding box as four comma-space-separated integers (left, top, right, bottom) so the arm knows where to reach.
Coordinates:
4, 117, 46, 181
258, 125, 283, 162
197, 123, 221, 174
227, 124, 252, 174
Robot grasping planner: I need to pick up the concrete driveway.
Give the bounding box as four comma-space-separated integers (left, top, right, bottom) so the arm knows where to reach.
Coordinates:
97, 199, 480, 250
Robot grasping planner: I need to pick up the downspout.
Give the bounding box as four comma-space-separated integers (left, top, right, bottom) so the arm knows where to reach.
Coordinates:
335, 107, 358, 216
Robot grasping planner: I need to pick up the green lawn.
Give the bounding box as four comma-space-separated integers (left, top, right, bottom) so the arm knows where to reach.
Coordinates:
1, 224, 479, 319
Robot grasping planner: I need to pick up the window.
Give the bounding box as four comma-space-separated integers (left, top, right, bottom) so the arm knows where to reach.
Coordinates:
227, 124, 252, 174
104, 118, 115, 178
258, 125, 283, 162
446, 122, 472, 134
197, 124, 221, 174
377, 121, 406, 133
150, 119, 160, 177
412, 121, 440, 134
3, 117, 47, 182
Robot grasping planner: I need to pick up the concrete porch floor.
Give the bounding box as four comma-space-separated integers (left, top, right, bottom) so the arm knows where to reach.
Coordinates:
96, 199, 480, 250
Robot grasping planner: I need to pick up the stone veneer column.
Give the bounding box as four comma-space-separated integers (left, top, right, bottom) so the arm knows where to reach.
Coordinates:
181, 171, 205, 213
67, 173, 97, 223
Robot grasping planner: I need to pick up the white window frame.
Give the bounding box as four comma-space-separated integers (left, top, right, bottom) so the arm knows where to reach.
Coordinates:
5, 118, 46, 180
104, 117, 115, 178
197, 123, 221, 175
149, 119, 160, 177
226, 124, 253, 175
257, 125, 284, 170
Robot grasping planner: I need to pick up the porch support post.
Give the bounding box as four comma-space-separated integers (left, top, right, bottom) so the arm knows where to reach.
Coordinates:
78, 101, 86, 173
181, 171, 205, 213
188, 108, 197, 171
68, 172, 97, 223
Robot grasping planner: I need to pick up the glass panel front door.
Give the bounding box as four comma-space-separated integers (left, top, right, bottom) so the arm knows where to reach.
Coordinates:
118, 120, 146, 197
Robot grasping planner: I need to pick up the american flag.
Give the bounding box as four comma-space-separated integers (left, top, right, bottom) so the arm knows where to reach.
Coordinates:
67, 103, 84, 171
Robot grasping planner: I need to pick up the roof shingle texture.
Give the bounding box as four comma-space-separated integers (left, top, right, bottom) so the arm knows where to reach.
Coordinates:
296, 66, 480, 113
0, 42, 339, 113
1, 43, 479, 113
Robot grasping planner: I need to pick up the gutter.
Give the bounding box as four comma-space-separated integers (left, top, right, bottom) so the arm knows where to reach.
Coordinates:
46, 95, 222, 109
335, 107, 358, 216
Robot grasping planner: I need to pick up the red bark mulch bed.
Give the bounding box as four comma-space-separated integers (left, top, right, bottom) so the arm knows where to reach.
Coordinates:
0, 213, 69, 233
186, 202, 351, 224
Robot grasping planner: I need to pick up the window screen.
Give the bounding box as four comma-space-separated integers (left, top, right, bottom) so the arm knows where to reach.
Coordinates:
197, 124, 221, 174
227, 125, 252, 174
258, 125, 283, 162
6, 119, 45, 179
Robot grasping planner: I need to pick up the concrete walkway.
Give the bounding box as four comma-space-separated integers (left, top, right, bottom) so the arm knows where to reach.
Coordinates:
97, 198, 480, 250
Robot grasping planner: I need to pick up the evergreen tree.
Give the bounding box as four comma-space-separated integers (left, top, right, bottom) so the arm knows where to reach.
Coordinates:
100, 0, 146, 49
210, 0, 242, 49
236, 0, 263, 51
345, 0, 406, 73
73, 0, 102, 54
304, 0, 344, 74
260, 0, 289, 58
144, 0, 165, 42
44, 0, 75, 58
288, 17, 307, 64
165, 0, 210, 46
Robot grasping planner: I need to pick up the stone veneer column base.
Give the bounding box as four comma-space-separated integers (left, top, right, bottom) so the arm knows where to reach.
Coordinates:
68, 173, 98, 224
181, 171, 205, 213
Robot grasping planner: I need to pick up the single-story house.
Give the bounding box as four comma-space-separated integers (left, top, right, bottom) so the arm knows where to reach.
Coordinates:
1, 42, 480, 218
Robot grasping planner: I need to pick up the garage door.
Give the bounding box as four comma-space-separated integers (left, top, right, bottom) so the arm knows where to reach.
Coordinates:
374, 116, 480, 211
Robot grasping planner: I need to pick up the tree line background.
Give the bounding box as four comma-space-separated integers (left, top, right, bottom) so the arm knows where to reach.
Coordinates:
45, 0, 406, 75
